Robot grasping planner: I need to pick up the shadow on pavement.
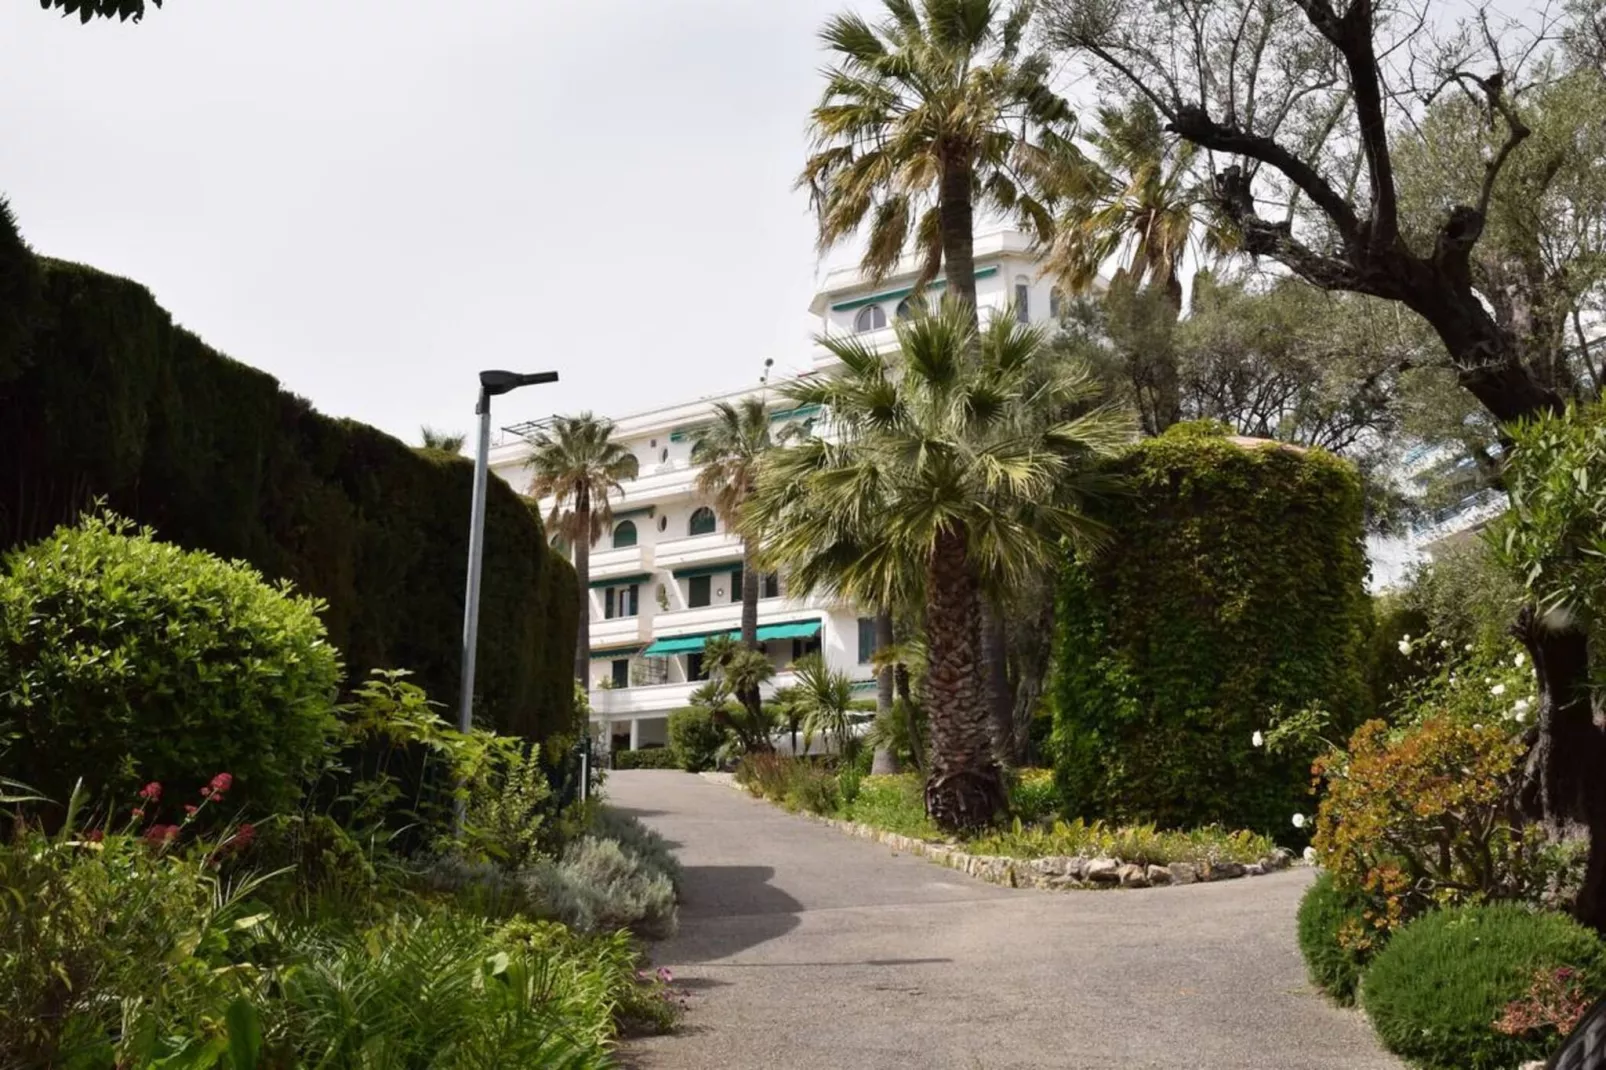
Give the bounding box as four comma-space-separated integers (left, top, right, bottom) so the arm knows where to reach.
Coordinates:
669, 865, 804, 963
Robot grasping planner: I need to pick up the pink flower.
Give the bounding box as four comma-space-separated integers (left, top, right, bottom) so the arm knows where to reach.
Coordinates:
232, 823, 256, 850
138, 781, 162, 802
655, 967, 674, 984
183, 804, 198, 816
207, 772, 233, 798
130, 807, 145, 821
85, 829, 104, 843
143, 824, 179, 845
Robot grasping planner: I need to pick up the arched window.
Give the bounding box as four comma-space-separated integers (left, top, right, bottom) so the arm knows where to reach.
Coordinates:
895, 295, 926, 320
1014, 276, 1031, 324
854, 305, 887, 333
688, 507, 717, 536
612, 520, 637, 549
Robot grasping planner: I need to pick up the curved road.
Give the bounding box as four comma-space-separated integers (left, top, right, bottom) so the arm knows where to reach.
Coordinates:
611, 770, 1400, 1070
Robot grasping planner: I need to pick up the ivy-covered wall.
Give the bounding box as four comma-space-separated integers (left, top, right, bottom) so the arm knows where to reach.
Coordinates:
1051, 422, 1370, 835
0, 201, 576, 741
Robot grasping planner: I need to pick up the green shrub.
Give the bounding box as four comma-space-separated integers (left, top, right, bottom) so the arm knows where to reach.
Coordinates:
1052, 424, 1369, 833
968, 816, 1272, 866
0, 231, 576, 742
1297, 871, 1381, 1006
667, 707, 725, 772
783, 763, 839, 815
841, 773, 939, 839
521, 837, 678, 940
613, 747, 679, 770
0, 513, 340, 813
590, 806, 682, 891
1009, 768, 1060, 823
733, 752, 798, 801
1361, 903, 1606, 1070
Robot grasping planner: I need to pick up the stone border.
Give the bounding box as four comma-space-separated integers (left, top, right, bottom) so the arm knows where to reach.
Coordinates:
702, 773, 1295, 891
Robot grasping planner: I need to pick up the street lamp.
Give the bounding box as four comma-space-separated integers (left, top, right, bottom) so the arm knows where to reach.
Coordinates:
458, 369, 559, 740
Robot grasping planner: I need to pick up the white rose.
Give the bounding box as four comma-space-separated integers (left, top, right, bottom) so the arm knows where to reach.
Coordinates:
1292, 813, 1307, 829
1465, 643, 1474, 652
1397, 637, 1413, 656
1303, 846, 1318, 864
1491, 683, 1507, 697
1514, 710, 1528, 723
1473, 724, 1483, 731
1513, 698, 1531, 713
1251, 730, 1265, 748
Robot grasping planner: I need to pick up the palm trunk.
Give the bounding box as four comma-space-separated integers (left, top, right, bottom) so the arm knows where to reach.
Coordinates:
738, 539, 763, 724
871, 608, 898, 774
922, 522, 1005, 832
939, 155, 979, 320
572, 494, 591, 682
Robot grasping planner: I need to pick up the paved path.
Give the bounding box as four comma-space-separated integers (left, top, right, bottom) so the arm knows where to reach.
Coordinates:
610, 770, 1400, 1070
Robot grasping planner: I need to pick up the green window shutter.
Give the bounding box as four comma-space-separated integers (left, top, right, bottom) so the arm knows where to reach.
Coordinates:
857, 618, 875, 663
611, 659, 629, 688
730, 568, 743, 604
604, 588, 615, 619
689, 575, 711, 608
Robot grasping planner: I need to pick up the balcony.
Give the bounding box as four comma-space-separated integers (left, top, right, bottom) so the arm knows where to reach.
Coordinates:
1412, 488, 1508, 550
587, 542, 650, 583
615, 462, 700, 506
651, 596, 823, 639
590, 613, 650, 647
592, 671, 803, 718
653, 531, 743, 572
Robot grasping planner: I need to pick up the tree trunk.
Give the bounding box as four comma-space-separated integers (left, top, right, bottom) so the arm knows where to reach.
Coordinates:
1513, 605, 1606, 929
922, 523, 1006, 832
938, 155, 979, 320
738, 539, 764, 724
895, 660, 924, 773
872, 608, 899, 774
979, 599, 1015, 767
572, 497, 591, 683
1009, 579, 1058, 766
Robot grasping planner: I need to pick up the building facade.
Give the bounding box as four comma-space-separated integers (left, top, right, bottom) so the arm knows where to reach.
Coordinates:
487, 229, 1064, 755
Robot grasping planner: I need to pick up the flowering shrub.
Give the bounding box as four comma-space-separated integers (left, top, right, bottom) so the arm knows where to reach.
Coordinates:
1312, 717, 1531, 934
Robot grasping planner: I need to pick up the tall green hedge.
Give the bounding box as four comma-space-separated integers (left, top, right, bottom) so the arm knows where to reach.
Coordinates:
1051, 422, 1369, 834
0, 206, 576, 740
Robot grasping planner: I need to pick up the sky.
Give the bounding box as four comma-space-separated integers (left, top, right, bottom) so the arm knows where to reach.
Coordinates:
0, 0, 860, 445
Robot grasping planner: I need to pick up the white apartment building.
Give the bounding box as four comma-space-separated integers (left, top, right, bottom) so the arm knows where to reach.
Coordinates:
488, 229, 1064, 756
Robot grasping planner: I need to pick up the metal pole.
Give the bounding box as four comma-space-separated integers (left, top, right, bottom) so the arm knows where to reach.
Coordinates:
459, 389, 494, 735
455, 390, 493, 838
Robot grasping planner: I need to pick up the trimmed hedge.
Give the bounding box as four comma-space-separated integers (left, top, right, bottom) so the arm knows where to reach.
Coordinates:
1362, 903, 1606, 1070
0, 208, 576, 740
1051, 423, 1369, 833
1296, 871, 1380, 1007
613, 748, 678, 770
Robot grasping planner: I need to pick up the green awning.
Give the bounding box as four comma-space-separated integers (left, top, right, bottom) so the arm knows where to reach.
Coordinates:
588, 572, 652, 590
670, 562, 742, 580
640, 619, 822, 657
769, 404, 821, 423
830, 266, 999, 312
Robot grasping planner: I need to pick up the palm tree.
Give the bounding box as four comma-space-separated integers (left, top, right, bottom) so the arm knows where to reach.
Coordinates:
799, 0, 1075, 312
755, 300, 1130, 831
691, 398, 775, 719
793, 654, 862, 761
697, 635, 777, 754
419, 426, 467, 453
525, 414, 639, 680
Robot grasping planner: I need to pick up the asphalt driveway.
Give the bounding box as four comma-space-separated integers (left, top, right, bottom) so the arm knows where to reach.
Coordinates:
610, 770, 1399, 1070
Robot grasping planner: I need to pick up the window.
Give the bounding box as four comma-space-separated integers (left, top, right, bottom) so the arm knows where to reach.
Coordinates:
611, 659, 630, 688
688, 507, 717, 536
761, 572, 780, 599
660, 447, 668, 463
791, 635, 822, 661
858, 617, 876, 663
688, 575, 712, 608
612, 520, 637, 549
603, 584, 639, 620
729, 568, 743, 604
895, 295, 926, 320
854, 304, 887, 333
1014, 276, 1031, 324
686, 651, 706, 681
604, 587, 614, 619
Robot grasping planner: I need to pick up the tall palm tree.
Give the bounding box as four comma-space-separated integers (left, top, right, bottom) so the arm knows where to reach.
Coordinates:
755, 300, 1130, 831
799, 0, 1075, 311
526, 414, 639, 680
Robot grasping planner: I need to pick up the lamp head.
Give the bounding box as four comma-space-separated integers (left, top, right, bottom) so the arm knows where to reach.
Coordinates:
480, 369, 559, 396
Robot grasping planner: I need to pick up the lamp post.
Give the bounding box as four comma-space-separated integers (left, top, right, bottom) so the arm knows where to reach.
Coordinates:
458, 369, 559, 740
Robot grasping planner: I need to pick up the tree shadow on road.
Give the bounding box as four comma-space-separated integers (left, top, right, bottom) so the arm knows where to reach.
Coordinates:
662, 865, 804, 963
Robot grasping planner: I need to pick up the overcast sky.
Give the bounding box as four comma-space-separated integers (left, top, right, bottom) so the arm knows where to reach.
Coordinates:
1, 0, 862, 445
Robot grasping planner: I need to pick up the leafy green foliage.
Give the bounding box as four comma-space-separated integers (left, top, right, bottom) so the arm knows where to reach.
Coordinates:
842, 773, 940, 839
1362, 904, 1606, 1070
1052, 422, 1370, 833
667, 707, 726, 772
1297, 871, 1382, 1007
0, 512, 340, 813
1491, 402, 1606, 627
1008, 768, 1060, 823
613, 748, 679, 770
968, 817, 1272, 866
0, 248, 576, 742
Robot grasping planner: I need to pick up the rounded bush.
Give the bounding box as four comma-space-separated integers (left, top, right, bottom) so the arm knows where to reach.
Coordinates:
0, 514, 340, 813
667, 707, 724, 772
1361, 903, 1606, 1070
1297, 871, 1381, 1006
